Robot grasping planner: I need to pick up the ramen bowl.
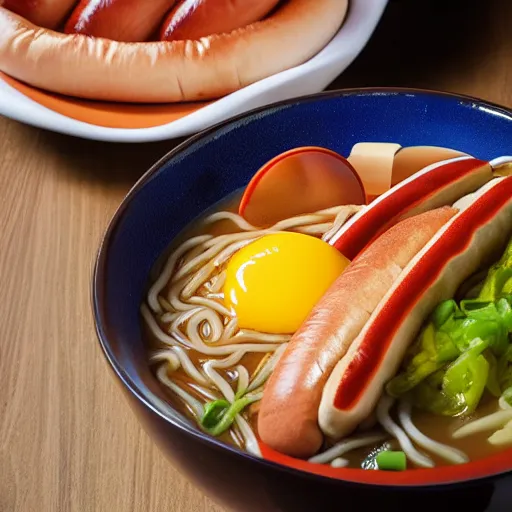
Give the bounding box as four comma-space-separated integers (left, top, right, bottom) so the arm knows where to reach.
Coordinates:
92, 88, 512, 511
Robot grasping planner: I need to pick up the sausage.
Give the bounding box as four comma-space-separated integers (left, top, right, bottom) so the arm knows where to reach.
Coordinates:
258, 206, 458, 459
0, 0, 347, 103
3, 0, 77, 28
160, 0, 280, 41
65, 0, 178, 42
330, 156, 493, 260
319, 177, 512, 440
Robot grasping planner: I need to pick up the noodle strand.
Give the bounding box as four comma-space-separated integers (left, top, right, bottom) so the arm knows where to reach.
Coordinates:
309, 433, 388, 465
148, 234, 212, 313
376, 394, 434, 468
398, 400, 468, 465
453, 410, 512, 439
156, 365, 204, 419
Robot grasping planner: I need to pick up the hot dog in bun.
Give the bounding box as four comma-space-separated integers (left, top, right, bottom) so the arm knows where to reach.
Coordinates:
258, 159, 512, 459
0, 0, 347, 103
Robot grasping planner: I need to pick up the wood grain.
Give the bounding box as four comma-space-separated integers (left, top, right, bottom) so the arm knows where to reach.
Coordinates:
1, 0, 512, 510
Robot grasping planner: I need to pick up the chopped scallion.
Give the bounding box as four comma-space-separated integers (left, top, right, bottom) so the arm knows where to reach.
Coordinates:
376, 451, 407, 471
200, 395, 259, 437
201, 400, 230, 429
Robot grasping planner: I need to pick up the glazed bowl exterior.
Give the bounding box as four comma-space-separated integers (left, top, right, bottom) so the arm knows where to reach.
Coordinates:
93, 88, 512, 511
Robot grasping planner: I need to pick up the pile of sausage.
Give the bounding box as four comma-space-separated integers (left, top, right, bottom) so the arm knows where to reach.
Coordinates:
4, 0, 281, 43
0, 0, 348, 103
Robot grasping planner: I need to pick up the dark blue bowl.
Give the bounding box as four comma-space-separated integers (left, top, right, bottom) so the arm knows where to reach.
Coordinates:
92, 88, 512, 512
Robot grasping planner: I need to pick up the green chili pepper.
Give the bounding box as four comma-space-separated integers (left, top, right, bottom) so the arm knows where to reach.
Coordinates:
432, 299, 457, 329
502, 278, 512, 296
497, 297, 512, 331
414, 376, 465, 416
498, 345, 512, 391
479, 267, 512, 302
442, 338, 489, 414
459, 299, 511, 356
387, 359, 444, 398
460, 300, 494, 317
411, 338, 489, 416
478, 237, 512, 301
386, 322, 459, 397
437, 308, 470, 353
435, 331, 460, 362
484, 350, 502, 398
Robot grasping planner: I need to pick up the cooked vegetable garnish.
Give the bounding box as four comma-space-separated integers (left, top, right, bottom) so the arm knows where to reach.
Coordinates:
484, 350, 502, 398
499, 346, 512, 391
376, 451, 407, 471
361, 442, 392, 470
201, 395, 260, 436
387, 235, 512, 416
201, 400, 230, 429
437, 338, 489, 415
501, 386, 512, 407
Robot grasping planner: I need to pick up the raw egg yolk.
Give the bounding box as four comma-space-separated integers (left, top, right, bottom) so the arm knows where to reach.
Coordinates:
223, 232, 349, 334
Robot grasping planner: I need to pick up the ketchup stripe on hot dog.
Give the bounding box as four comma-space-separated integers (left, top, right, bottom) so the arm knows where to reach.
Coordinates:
330, 157, 492, 260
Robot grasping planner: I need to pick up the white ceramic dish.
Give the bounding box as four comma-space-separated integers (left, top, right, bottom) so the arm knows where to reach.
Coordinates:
0, 0, 388, 142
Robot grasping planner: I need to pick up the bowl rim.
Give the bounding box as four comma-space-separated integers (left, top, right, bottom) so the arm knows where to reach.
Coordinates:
92, 86, 512, 490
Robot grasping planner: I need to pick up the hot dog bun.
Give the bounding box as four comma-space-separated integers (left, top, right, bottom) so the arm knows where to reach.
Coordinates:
65, 0, 178, 42
258, 206, 457, 459
161, 0, 280, 41
0, 0, 347, 103
319, 177, 512, 440
4, 0, 77, 28
331, 157, 492, 260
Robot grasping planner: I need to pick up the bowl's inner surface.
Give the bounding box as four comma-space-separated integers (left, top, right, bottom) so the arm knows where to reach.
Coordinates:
94, 90, 512, 484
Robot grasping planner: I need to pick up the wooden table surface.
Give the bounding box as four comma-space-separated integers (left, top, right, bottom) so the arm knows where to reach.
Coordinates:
1, 1, 511, 511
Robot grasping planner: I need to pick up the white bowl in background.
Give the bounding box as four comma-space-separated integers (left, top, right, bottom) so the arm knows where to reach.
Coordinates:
0, 0, 388, 142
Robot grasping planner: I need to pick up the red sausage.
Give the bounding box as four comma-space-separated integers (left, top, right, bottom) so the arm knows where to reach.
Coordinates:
65, 0, 178, 42
258, 206, 458, 459
160, 0, 281, 41
4, 0, 77, 28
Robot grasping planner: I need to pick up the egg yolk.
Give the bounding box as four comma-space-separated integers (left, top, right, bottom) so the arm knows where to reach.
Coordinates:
223, 232, 349, 334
